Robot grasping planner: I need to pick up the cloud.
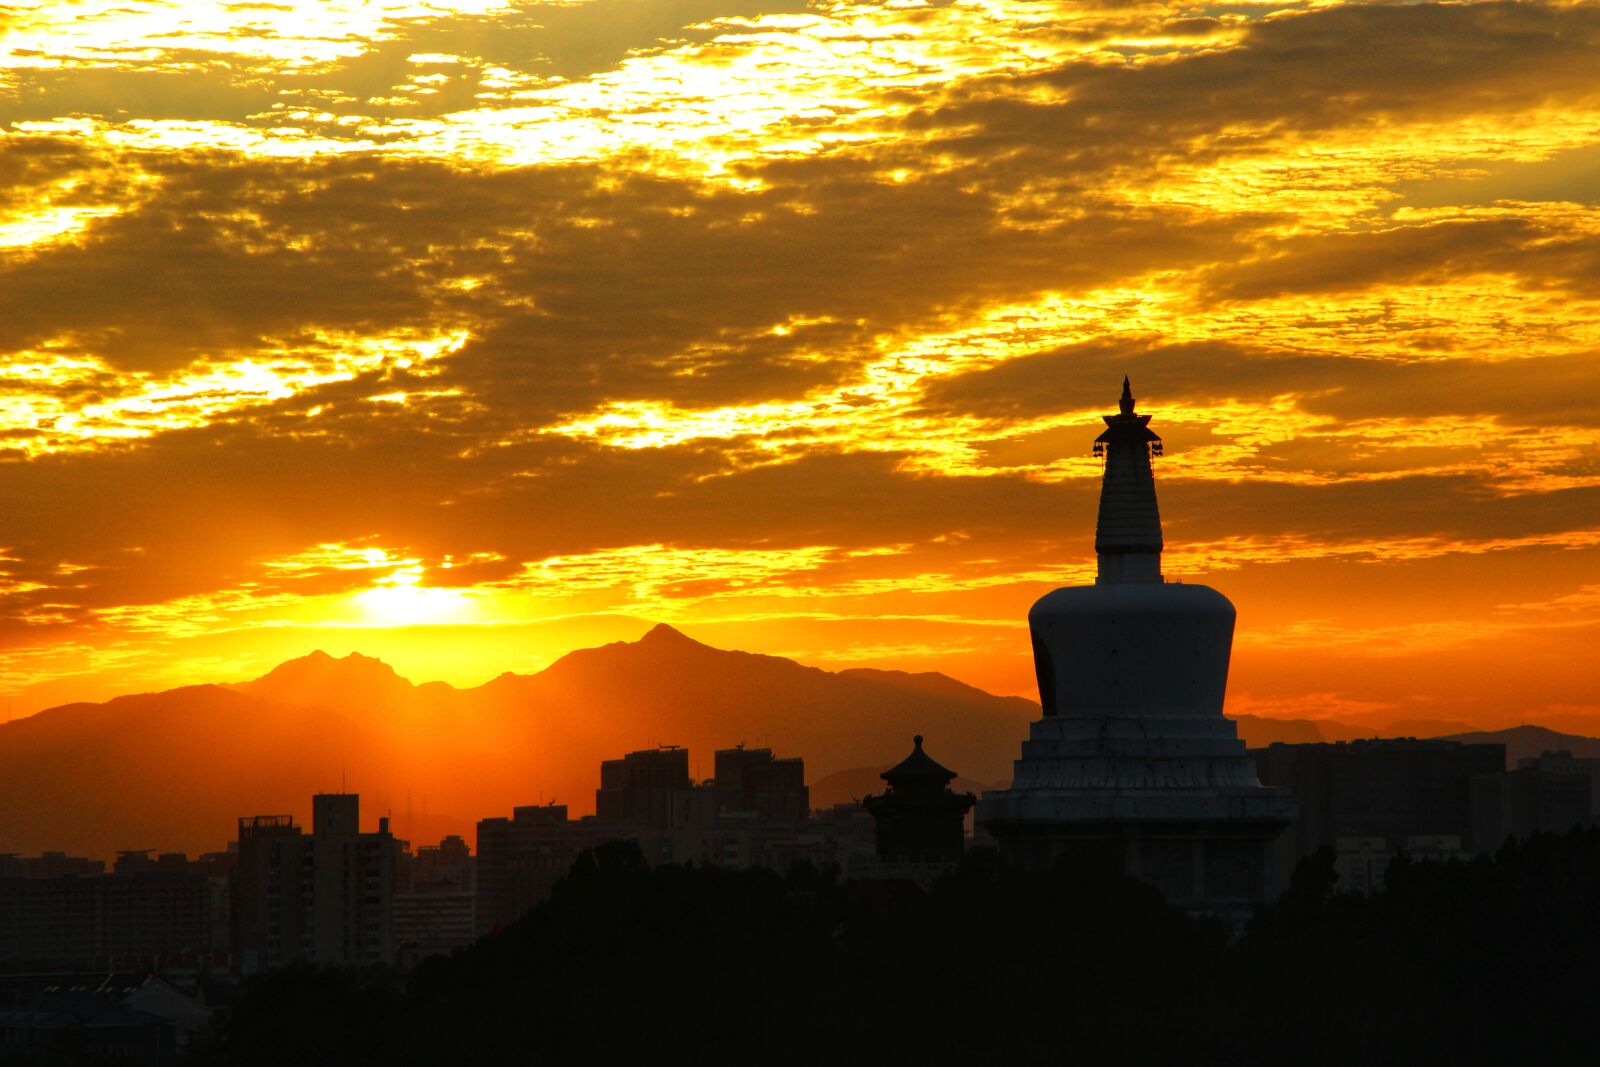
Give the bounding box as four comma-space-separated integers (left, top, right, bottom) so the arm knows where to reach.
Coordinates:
921, 1, 1600, 164
1203, 213, 1600, 301
4, 0, 1600, 726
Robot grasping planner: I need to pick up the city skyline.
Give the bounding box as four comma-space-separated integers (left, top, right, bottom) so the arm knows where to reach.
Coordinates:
4, 0, 1600, 730
5, 2, 1599, 1060
7, 373, 1599, 871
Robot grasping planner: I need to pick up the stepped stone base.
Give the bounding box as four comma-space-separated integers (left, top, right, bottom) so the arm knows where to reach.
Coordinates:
977, 714, 1297, 912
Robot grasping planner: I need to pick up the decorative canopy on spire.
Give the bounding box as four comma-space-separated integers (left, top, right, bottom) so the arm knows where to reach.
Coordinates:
1093, 378, 1164, 583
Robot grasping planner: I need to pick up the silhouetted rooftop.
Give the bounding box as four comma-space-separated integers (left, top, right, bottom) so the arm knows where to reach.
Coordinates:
881, 735, 958, 787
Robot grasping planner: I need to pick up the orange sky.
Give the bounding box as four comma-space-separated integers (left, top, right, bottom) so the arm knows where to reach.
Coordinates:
2, 0, 1599, 727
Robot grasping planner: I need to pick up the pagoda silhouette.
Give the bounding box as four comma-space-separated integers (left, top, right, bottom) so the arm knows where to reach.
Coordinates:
863, 736, 975, 864
976, 379, 1296, 910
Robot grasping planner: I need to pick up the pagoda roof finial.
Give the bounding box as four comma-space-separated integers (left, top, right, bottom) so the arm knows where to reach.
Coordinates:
1094, 377, 1163, 581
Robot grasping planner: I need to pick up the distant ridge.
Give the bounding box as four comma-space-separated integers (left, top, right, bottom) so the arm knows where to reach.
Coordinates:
8, 626, 1593, 857
1238, 718, 1600, 771
0, 626, 1038, 857
1439, 725, 1600, 767
237, 649, 418, 711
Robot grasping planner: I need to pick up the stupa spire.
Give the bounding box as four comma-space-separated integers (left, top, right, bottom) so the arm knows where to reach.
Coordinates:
1093, 377, 1163, 583
976, 375, 1297, 912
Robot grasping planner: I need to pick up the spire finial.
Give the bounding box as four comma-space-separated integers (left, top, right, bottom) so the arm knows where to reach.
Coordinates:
1094, 376, 1163, 582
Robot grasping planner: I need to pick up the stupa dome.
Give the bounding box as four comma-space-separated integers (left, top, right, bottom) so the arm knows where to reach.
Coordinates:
975, 379, 1296, 912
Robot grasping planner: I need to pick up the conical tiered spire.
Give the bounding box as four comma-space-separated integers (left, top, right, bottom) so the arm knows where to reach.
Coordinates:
1093, 377, 1163, 584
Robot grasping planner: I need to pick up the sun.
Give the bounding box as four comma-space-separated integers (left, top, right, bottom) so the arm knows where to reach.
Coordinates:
352, 568, 474, 627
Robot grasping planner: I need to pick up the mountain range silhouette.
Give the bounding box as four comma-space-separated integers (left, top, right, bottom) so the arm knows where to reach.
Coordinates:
2, 624, 1591, 858
0, 625, 1038, 856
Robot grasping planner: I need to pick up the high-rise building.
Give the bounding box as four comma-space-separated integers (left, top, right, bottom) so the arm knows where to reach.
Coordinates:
0, 864, 229, 971
475, 805, 618, 936
1253, 738, 1507, 860
232, 815, 307, 973
977, 379, 1297, 910
1471, 752, 1594, 850
308, 794, 397, 967
712, 746, 808, 823
232, 794, 398, 973
482, 744, 841, 930
1503, 749, 1600, 818
596, 746, 693, 828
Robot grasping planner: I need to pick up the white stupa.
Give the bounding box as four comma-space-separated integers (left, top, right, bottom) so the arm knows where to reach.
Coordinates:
976, 379, 1296, 908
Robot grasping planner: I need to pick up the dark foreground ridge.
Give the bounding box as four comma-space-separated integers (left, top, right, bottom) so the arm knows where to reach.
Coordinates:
189, 828, 1600, 1067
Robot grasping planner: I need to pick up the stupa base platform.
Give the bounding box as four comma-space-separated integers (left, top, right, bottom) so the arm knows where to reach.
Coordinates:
978, 787, 1297, 913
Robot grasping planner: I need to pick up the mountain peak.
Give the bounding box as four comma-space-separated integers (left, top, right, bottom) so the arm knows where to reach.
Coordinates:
235, 649, 416, 711
255, 649, 403, 680
639, 623, 698, 646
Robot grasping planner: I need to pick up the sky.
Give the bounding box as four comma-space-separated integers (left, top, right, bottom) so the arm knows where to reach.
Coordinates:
1, 0, 1598, 726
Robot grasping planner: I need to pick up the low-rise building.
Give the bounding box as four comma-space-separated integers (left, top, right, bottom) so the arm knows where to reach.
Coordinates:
1334, 834, 1467, 894
0, 972, 210, 1066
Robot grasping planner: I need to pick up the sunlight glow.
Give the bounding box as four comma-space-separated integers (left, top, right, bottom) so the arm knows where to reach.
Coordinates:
5, 0, 1600, 725
353, 568, 475, 628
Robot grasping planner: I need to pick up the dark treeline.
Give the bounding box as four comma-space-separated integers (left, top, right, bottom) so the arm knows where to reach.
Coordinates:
190, 830, 1600, 1066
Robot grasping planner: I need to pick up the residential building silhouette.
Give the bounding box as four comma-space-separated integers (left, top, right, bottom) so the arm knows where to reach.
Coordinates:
0, 852, 105, 879
478, 742, 870, 932
1253, 738, 1506, 859
1472, 749, 1597, 850
596, 745, 693, 829
231, 794, 398, 973
712, 745, 808, 823
395, 834, 477, 963
0, 852, 231, 973
475, 804, 618, 937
